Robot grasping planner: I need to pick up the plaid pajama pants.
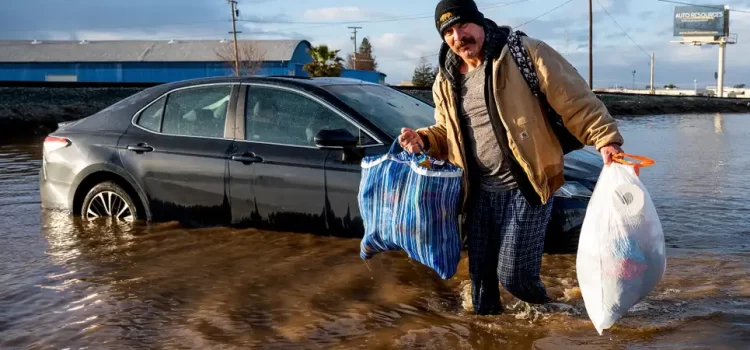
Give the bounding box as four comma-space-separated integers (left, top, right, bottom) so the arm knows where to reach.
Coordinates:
467, 188, 554, 315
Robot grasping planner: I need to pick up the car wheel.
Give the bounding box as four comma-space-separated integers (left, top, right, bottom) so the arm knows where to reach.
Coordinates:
81, 181, 139, 221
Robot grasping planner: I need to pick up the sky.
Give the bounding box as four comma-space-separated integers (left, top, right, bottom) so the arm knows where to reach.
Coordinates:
2, 0, 750, 88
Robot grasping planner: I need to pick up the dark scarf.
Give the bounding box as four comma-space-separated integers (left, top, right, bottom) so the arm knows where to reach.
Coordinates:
438, 19, 511, 89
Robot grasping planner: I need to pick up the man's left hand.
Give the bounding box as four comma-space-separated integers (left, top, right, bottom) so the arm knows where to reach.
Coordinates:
599, 143, 624, 165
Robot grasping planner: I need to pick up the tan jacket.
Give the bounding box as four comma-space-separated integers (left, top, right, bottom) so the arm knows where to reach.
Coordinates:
416, 36, 624, 211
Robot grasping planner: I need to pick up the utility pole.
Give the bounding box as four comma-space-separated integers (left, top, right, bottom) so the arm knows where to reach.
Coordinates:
588, 0, 593, 90
348, 26, 362, 70
650, 53, 655, 95
228, 0, 241, 76
632, 70, 636, 90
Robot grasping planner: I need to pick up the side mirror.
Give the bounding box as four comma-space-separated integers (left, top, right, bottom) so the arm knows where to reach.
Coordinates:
314, 129, 358, 149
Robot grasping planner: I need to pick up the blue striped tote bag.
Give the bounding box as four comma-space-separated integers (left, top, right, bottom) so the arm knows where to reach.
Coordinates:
357, 140, 464, 279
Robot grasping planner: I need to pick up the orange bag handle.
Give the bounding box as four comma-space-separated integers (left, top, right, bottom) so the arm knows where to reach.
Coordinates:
612, 153, 655, 176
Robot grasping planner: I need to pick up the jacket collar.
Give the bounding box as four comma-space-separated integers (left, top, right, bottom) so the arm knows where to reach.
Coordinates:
437, 19, 512, 89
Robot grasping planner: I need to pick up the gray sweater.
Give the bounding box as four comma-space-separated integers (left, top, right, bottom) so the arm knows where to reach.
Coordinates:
459, 61, 517, 191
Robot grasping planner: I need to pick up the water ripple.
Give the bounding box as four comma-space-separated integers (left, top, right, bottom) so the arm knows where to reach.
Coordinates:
0, 115, 749, 349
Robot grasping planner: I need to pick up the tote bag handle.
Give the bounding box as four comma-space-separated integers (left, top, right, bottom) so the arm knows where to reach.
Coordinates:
388, 139, 424, 157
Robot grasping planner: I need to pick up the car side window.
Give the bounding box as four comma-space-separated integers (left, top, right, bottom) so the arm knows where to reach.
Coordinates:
136, 96, 166, 132
161, 85, 232, 138
244, 85, 376, 147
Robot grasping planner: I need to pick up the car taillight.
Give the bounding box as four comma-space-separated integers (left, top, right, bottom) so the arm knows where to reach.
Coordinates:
43, 136, 71, 154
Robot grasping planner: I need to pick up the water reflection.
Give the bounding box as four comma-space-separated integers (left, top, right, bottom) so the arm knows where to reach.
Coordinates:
1, 115, 750, 349
618, 114, 748, 253
25, 209, 750, 349
35, 212, 471, 348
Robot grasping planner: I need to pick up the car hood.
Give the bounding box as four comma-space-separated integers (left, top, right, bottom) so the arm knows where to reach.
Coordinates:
563, 148, 603, 183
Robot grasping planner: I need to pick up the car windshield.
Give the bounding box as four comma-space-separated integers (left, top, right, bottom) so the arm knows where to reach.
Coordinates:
323, 84, 436, 139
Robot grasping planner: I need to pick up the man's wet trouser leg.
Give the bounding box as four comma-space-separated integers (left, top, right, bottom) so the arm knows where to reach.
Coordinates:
467, 189, 554, 315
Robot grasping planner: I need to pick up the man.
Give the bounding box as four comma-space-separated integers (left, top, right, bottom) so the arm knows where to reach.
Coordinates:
398, 0, 625, 315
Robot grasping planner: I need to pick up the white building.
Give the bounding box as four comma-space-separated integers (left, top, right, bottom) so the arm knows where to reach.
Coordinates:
595, 86, 749, 98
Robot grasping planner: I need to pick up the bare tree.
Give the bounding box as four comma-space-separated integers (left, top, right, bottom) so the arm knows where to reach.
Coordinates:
215, 41, 268, 76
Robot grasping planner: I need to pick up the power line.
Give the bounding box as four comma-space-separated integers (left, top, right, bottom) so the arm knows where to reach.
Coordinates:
378, 53, 439, 63
594, 0, 651, 60
243, 0, 529, 32
514, 0, 574, 28
656, 0, 750, 13
0, 33, 239, 48
0, 20, 228, 35
2, 1, 530, 40
378, 0, 571, 63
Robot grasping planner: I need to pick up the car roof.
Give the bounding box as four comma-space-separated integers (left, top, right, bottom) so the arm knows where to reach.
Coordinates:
155, 75, 380, 91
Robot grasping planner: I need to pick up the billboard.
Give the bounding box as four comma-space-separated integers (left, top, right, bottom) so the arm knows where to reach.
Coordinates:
673, 5, 729, 37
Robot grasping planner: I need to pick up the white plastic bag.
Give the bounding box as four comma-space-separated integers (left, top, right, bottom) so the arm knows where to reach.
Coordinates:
576, 154, 666, 335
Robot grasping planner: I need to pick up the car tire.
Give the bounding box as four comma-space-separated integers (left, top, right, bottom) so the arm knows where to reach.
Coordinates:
81, 181, 140, 221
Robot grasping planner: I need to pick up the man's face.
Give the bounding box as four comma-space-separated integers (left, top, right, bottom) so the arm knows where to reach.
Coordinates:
443, 22, 485, 60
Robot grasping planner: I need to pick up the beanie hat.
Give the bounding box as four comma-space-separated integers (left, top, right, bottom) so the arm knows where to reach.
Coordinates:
435, 0, 485, 37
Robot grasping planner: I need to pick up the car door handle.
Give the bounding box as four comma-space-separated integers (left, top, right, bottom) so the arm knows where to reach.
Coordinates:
231, 155, 263, 163
127, 144, 154, 153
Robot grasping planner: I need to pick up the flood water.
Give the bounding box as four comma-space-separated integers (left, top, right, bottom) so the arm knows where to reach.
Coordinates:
1, 113, 749, 349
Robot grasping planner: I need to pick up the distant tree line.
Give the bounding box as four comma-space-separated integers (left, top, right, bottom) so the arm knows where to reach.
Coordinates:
303, 37, 380, 78
215, 42, 268, 76
411, 57, 439, 87
346, 38, 378, 72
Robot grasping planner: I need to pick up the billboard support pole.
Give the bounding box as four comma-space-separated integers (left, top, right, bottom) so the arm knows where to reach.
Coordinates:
650, 52, 655, 95
671, 5, 736, 98
718, 40, 726, 98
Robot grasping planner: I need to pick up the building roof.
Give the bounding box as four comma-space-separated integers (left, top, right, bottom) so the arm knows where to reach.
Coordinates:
0, 39, 310, 63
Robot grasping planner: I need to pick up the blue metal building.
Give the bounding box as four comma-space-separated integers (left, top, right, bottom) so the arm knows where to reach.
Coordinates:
341, 69, 387, 85
0, 39, 387, 85
0, 39, 317, 83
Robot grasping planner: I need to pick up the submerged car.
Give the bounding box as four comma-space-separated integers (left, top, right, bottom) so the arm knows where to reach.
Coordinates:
40, 76, 601, 253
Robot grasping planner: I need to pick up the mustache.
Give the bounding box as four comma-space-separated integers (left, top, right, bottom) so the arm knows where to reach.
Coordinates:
456, 37, 476, 49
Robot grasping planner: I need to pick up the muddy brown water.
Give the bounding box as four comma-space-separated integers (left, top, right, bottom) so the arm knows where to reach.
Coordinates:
1, 113, 749, 349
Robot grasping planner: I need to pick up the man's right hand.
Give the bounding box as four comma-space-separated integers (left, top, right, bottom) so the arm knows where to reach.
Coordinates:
398, 127, 424, 153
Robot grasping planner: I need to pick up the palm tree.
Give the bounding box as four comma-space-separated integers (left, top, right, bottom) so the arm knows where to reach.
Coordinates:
304, 45, 344, 77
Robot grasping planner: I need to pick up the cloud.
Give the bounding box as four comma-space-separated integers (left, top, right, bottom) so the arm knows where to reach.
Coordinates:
0, 0, 227, 39
238, 22, 311, 41
376, 33, 441, 60
320, 39, 351, 53
38, 27, 302, 43
328, 32, 443, 83
0, 0, 309, 42
727, 0, 750, 7
303, 7, 387, 22
605, 31, 626, 40
367, 0, 750, 86
295, 31, 438, 83
2, 0, 749, 88
570, 14, 750, 88
371, 33, 408, 50
637, 10, 657, 20
596, 0, 631, 14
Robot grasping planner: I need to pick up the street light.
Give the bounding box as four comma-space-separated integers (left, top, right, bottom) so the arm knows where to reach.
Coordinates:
632, 70, 636, 90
